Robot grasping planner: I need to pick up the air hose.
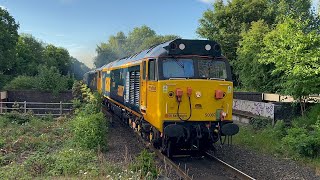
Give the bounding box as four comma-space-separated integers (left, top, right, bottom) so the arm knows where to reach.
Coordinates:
177, 96, 192, 121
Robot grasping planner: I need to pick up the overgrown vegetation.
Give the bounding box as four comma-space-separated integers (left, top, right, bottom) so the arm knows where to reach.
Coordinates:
197, 1, 320, 116
0, 81, 159, 179
129, 150, 159, 179
4, 66, 72, 93
234, 104, 320, 166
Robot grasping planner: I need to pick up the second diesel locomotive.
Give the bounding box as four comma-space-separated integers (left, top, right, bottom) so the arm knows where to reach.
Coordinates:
84, 39, 239, 156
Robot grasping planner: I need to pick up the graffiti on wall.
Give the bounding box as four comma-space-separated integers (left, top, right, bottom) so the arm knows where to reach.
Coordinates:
233, 99, 274, 119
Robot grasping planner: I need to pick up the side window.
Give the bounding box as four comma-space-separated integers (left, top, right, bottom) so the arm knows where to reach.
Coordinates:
148, 59, 156, 81
142, 61, 146, 80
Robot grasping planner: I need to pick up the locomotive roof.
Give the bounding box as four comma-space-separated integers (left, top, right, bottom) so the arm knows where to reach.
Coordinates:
99, 39, 222, 70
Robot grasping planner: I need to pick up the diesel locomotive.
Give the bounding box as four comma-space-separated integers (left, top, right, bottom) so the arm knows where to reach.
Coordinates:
84, 39, 239, 157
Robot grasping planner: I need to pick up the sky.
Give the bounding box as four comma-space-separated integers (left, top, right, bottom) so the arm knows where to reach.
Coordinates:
0, 0, 319, 68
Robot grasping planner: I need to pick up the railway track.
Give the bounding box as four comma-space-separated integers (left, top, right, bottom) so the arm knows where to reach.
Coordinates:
103, 106, 255, 180
205, 151, 256, 180
102, 106, 192, 179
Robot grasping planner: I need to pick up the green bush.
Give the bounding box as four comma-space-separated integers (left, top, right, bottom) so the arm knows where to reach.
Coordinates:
129, 149, 158, 179
0, 115, 10, 128
291, 104, 320, 129
4, 65, 73, 93
3, 111, 34, 125
72, 80, 83, 100
0, 74, 13, 90
281, 104, 320, 158
249, 117, 272, 130
37, 65, 69, 94
72, 112, 108, 151
4, 76, 38, 90
282, 127, 320, 158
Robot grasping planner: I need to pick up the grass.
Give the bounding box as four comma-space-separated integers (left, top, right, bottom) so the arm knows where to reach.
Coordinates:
233, 123, 285, 156
233, 104, 320, 168
0, 112, 159, 179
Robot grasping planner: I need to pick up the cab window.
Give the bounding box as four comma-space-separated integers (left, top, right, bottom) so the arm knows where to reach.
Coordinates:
148, 59, 156, 81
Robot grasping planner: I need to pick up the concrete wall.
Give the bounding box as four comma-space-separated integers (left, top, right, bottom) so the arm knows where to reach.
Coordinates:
232, 114, 251, 124
233, 99, 274, 119
0, 91, 7, 114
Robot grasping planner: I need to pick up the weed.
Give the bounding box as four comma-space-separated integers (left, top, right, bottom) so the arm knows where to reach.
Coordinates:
129, 149, 158, 179
49, 148, 99, 176
24, 152, 55, 177
0, 163, 32, 180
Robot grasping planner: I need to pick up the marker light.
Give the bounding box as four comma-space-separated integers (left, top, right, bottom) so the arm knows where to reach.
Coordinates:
179, 43, 185, 50
195, 91, 201, 98
205, 44, 211, 51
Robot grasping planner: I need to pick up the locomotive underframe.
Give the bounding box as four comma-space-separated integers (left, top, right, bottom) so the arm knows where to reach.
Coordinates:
105, 98, 238, 157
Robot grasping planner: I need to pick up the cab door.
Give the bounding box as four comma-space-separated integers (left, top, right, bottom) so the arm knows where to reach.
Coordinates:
140, 60, 147, 113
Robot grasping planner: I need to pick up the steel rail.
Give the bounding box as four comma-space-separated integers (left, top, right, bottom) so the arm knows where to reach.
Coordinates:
135, 133, 192, 180
102, 106, 192, 180
205, 152, 256, 180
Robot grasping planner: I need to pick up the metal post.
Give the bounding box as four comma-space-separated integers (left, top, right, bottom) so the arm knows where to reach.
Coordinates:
24, 101, 27, 114
60, 101, 62, 116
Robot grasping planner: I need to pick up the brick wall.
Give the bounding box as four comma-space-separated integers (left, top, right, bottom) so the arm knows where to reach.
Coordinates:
7, 90, 73, 103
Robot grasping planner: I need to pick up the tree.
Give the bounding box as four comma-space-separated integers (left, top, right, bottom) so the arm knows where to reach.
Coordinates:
15, 34, 45, 76
37, 65, 69, 93
235, 20, 281, 92
197, 0, 314, 87
94, 45, 118, 68
197, 0, 276, 62
94, 25, 178, 68
260, 17, 320, 114
125, 25, 156, 54
70, 57, 91, 80
107, 31, 127, 57
43, 45, 71, 75
0, 7, 19, 75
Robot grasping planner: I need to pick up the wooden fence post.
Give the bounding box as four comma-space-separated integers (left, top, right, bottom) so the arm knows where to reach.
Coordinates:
24, 101, 27, 113
60, 101, 62, 116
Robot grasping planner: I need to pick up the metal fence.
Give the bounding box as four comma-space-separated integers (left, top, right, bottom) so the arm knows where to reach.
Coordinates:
0, 101, 73, 116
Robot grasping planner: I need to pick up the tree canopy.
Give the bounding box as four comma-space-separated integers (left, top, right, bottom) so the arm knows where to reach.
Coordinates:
260, 17, 320, 99
94, 25, 179, 68
0, 7, 19, 75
